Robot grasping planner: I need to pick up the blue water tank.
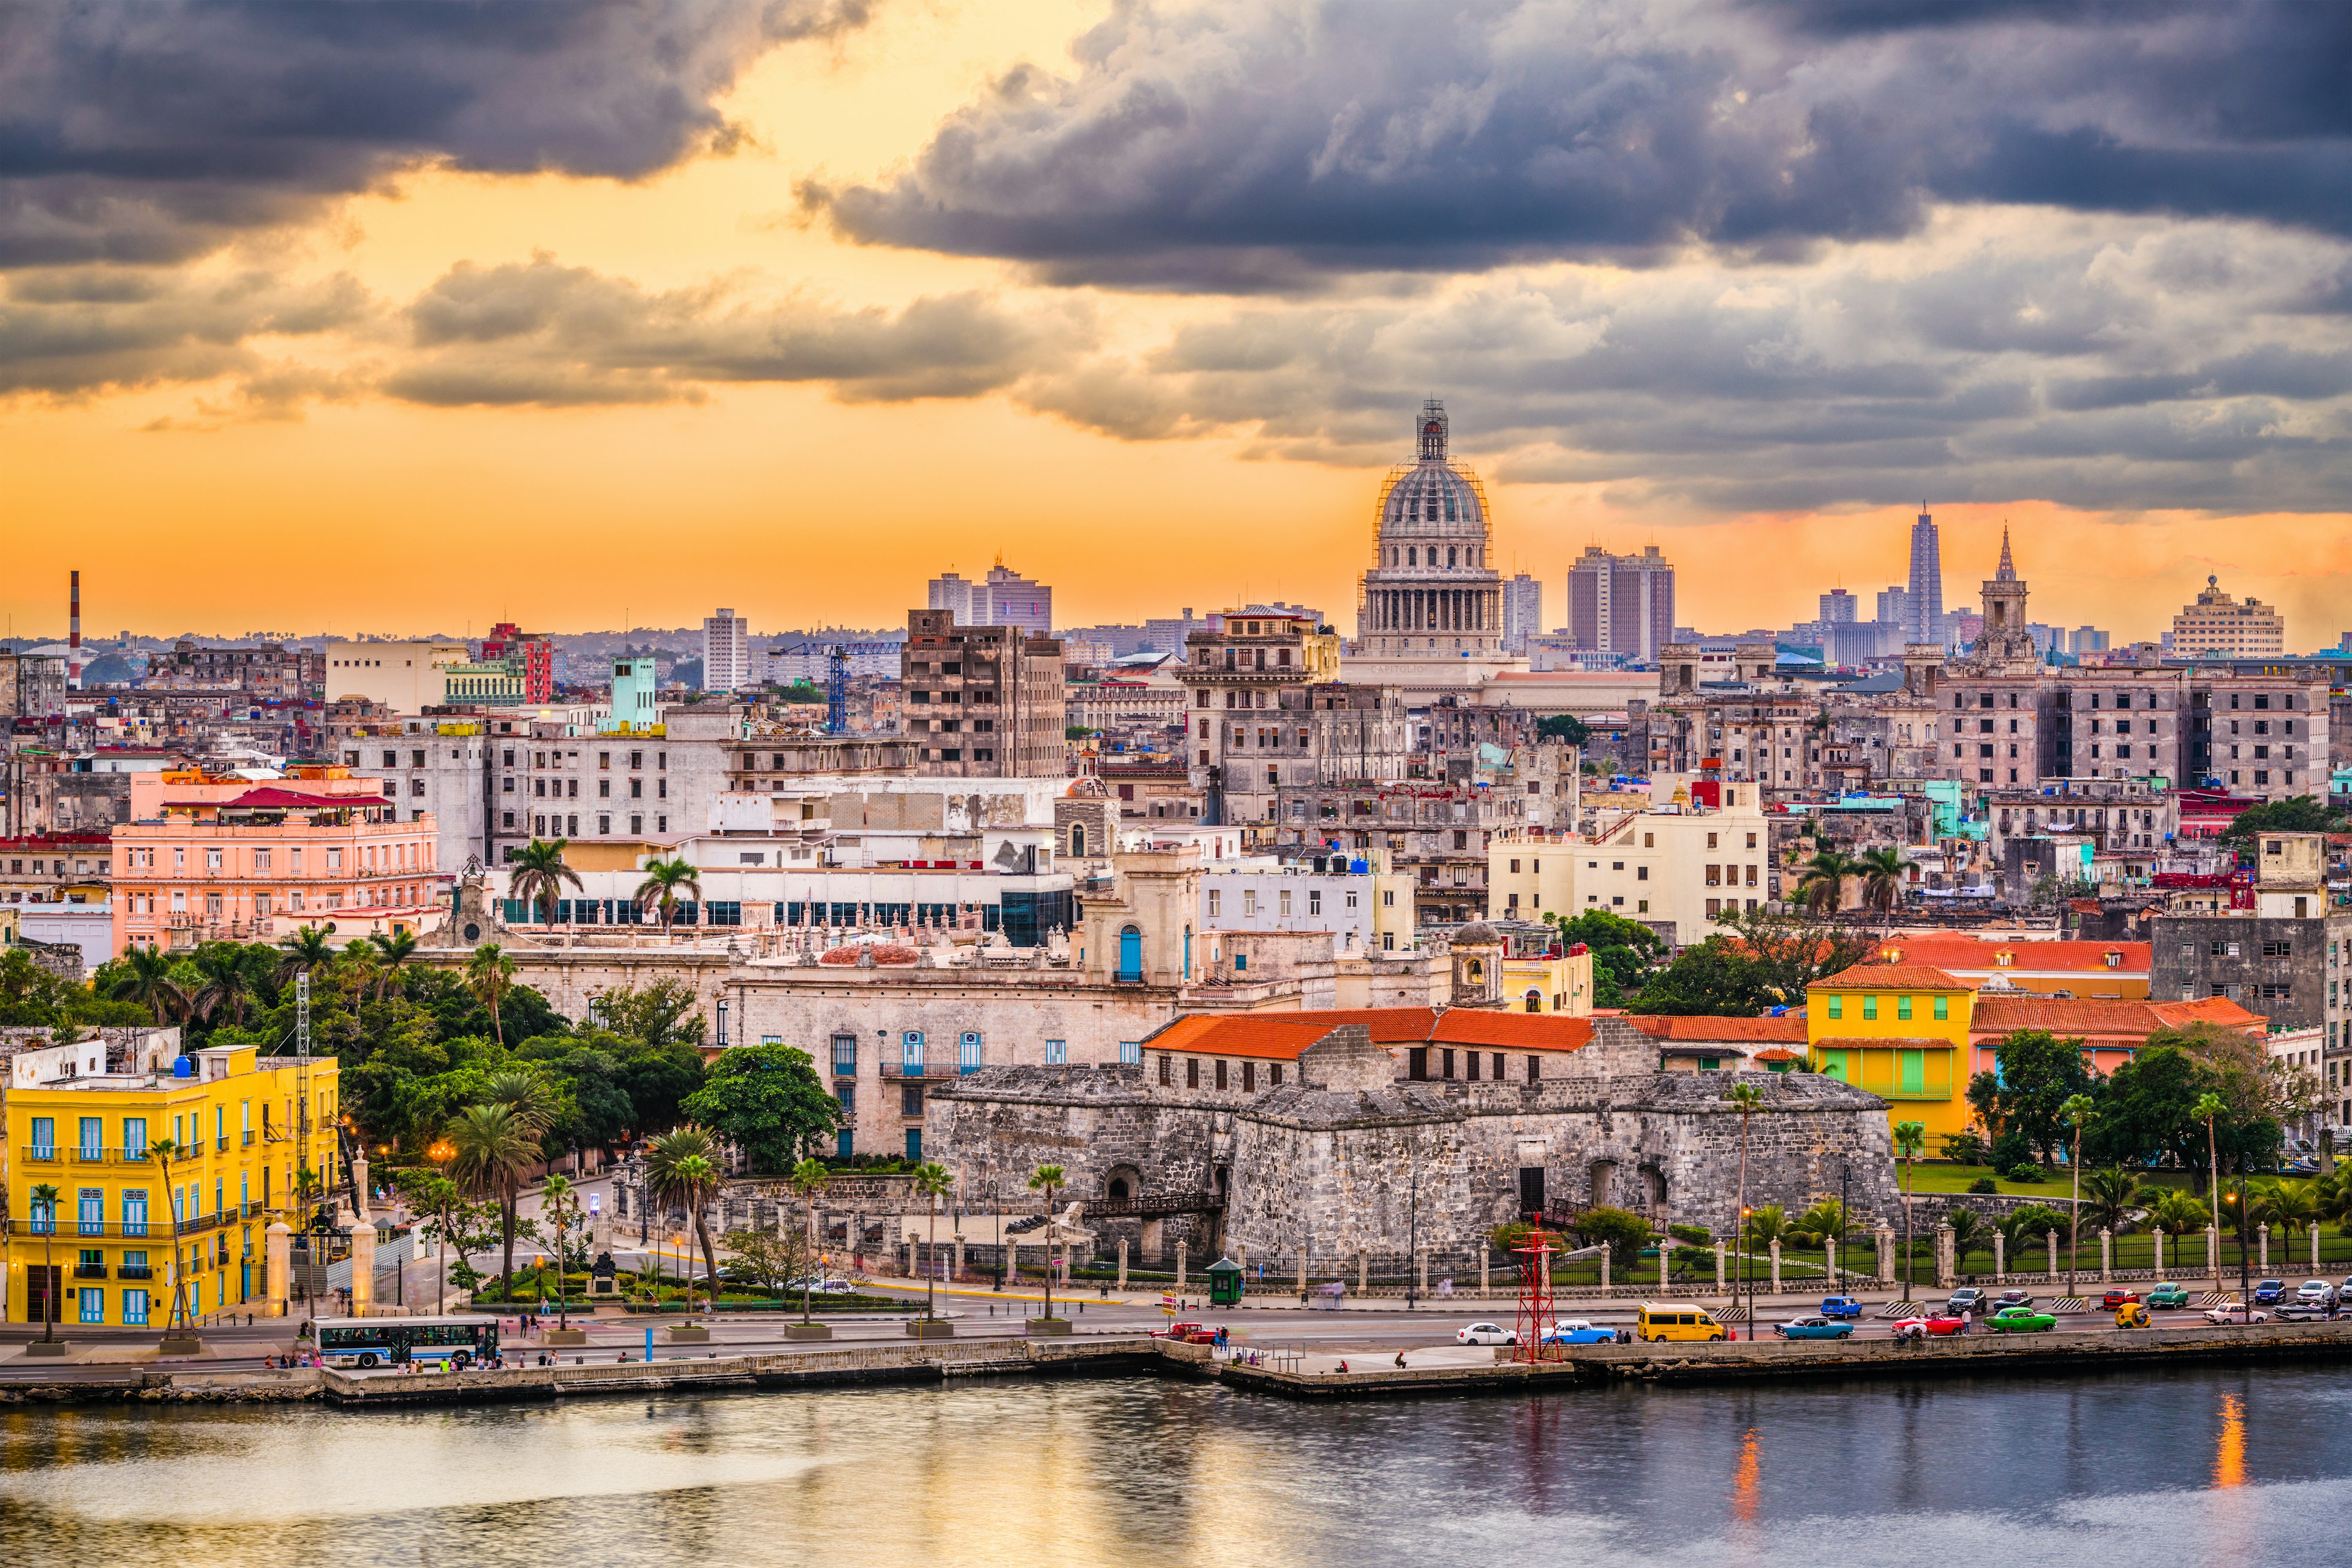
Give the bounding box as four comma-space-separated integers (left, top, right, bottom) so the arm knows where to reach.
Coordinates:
1349, 858, 1369, 874
171, 1056, 195, 1079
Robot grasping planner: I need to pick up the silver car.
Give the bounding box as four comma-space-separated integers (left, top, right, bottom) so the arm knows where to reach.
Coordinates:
2295, 1280, 2337, 1306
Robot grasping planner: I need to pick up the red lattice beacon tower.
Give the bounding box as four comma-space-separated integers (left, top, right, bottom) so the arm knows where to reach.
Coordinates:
1512, 1234, 1563, 1362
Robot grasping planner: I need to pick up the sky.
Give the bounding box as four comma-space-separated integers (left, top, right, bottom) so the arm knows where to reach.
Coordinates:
2, 0, 2348, 648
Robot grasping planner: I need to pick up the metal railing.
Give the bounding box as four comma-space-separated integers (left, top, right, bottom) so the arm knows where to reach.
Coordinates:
73, 1263, 108, 1280
880, 1061, 976, 1079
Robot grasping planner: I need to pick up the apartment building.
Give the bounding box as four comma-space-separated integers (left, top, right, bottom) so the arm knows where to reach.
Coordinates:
1486, 782, 1773, 946
320, 641, 470, 714
902, 609, 1067, 778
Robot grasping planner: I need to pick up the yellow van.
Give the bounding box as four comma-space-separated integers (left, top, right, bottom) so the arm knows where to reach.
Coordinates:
1637, 1302, 1727, 1343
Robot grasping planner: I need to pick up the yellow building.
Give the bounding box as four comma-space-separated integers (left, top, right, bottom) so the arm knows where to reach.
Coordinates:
1500, 943, 1595, 1015
5, 1030, 341, 1329
1804, 963, 1975, 1144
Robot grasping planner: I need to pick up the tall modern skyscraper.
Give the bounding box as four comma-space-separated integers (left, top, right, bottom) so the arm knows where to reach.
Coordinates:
1566, 545, 1675, 663
1905, 508, 1943, 644
1502, 572, 1544, 652
1819, 588, 1858, 624
701, 608, 750, 692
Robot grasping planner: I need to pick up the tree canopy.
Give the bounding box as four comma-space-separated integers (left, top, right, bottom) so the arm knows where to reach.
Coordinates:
2217, 794, 2346, 844
679, 1041, 841, 1174
1541, 910, 1666, 1007
1536, 714, 1591, 747
1965, 1030, 2097, 1165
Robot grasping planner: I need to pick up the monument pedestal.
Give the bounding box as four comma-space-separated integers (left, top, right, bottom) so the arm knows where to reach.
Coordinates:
782, 1322, 832, 1340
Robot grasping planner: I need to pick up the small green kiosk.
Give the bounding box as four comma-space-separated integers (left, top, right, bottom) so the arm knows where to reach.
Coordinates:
1205, 1256, 1245, 1307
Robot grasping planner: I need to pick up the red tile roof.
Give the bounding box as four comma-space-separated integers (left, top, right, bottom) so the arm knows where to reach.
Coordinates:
1140, 1007, 1594, 1060
1873, 935, 2150, 974
1751, 1047, 1801, 1063
1970, 995, 2264, 1043
166, 787, 371, 812
1626, 1016, 1808, 1043
1811, 963, 1969, 991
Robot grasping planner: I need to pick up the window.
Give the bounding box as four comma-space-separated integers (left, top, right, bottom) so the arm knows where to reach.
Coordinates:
1826, 996, 1843, 1019
1215, 1060, 1229, 1090
959, 1032, 982, 1074
831, 1035, 856, 1076
1045, 1039, 1067, 1065
1933, 996, 1949, 1021
1897, 995, 1913, 1020
1186, 1058, 1200, 1088
1120, 1041, 1140, 1066
902, 1084, 925, 1117
1158, 1055, 1172, 1085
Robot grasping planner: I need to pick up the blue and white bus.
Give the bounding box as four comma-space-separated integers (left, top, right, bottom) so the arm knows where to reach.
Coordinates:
315, 1315, 500, 1370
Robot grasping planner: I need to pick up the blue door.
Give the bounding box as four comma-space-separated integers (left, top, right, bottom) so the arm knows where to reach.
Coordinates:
837, 1129, 854, 1158
1117, 926, 1143, 981
905, 1129, 922, 1161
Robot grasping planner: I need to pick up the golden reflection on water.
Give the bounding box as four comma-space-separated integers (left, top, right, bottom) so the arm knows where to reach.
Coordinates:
1732, 1428, 1760, 1523
2212, 1392, 2245, 1490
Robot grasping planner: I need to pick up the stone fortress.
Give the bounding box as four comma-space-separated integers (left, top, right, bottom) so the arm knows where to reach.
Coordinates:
927, 925, 1900, 1274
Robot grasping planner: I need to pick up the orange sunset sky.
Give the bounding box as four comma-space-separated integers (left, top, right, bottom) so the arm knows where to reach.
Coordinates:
3, 1, 2347, 648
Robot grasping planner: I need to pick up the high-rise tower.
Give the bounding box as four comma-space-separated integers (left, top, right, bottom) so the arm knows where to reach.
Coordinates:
1906, 507, 1943, 646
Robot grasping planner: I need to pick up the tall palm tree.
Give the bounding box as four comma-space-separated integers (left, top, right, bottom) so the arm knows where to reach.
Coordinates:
186, 943, 266, 1026
29, 1182, 59, 1341
1795, 850, 1858, 916
1728, 1082, 1763, 1335
633, 856, 703, 937
2253, 1180, 2318, 1240
508, 838, 583, 925
110, 943, 187, 1024
2060, 1092, 2095, 1296
1894, 1120, 1926, 1298
464, 944, 518, 1044
788, 1156, 830, 1325
644, 1129, 723, 1314
1855, 846, 1912, 924
540, 1173, 579, 1327
2081, 1167, 2141, 1238
913, 1161, 952, 1321
148, 1139, 194, 1333
368, 929, 419, 1001
1029, 1164, 1066, 1322
1946, 1207, 1987, 1275
2193, 1090, 2228, 1200
276, 924, 337, 985
446, 1104, 538, 1301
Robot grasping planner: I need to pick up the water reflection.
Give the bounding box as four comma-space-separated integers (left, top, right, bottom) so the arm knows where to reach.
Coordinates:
2, 1368, 2348, 1567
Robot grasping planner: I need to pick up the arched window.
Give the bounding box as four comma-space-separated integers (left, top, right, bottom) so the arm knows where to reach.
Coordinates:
1447, 547, 1457, 567
1117, 925, 1144, 982
1525, 989, 1542, 1013
1407, 547, 1417, 566
1069, 823, 1085, 857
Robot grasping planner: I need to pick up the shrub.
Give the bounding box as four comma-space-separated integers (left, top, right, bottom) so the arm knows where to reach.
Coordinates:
1967, 1177, 1999, 1194
1941, 1131, 1989, 1166
1668, 1222, 1714, 1247
1570, 1205, 1654, 1261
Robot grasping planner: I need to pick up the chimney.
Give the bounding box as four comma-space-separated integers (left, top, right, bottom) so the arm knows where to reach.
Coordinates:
69, 569, 81, 688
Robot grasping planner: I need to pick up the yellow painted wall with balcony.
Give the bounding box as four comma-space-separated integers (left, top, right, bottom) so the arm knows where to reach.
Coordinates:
1805, 963, 1975, 1145
5, 1036, 341, 1329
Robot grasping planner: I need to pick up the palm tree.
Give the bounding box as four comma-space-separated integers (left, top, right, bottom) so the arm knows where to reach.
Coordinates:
446, 1105, 537, 1302
29, 1182, 60, 1342
1894, 1120, 1926, 1298
540, 1174, 579, 1327
508, 838, 584, 925
633, 856, 703, 938
2253, 1179, 2318, 1243
368, 929, 420, 1001
788, 1156, 829, 1324
2193, 1090, 2228, 1201
1946, 1207, 1987, 1275
186, 943, 265, 1026
412, 1169, 462, 1311
2060, 1092, 2095, 1296
1742, 1204, 1789, 1249
2146, 1188, 2211, 1246
148, 1138, 194, 1333
1795, 850, 1858, 916
276, 924, 337, 985
1726, 1081, 1763, 1335
109, 943, 187, 1024
644, 1129, 723, 1314
464, 944, 519, 1045
1855, 846, 1912, 924
1789, 1198, 1847, 1249
913, 1161, 952, 1321
2081, 1167, 2141, 1239
1029, 1164, 1066, 1322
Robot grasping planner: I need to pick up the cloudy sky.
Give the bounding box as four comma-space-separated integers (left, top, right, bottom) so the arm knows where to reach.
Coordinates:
3, 0, 2348, 644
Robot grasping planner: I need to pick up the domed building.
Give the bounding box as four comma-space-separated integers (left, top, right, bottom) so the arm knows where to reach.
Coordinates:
1355, 399, 1507, 661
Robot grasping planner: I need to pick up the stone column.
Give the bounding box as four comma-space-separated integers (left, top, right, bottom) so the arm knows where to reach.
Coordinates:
1768, 1238, 1782, 1295
1117, 1238, 1129, 1291
2206, 1226, 2221, 1286
1235, 1242, 1248, 1278
954, 1235, 967, 1278
1419, 1250, 1430, 1300
1480, 1250, 1490, 1298
1935, 1223, 1955, 1290
265, 1221, 292, 1317
350, 1155, 371, 1221
2045, 1230, 2058, 1284
2152, 1226, 2165, 1276
1875, 1226, 1895, 1286
1824, 1238, 1837, 1291
2099, 1228, 2113, 1283
1297, 1248, 1308, 1299
1358, 1251, 1369, 1295
2312, 1221, 2322, 1273
2258, 1223, 2269, 1273
1659, 1239, 1668, 1294
1994, 1232, 2005, 1284
350, 1218, 376, 1316
1176, 1242, 1187, 1291
1715, 1242, 1727, 1294
1599, 1243, 1611, 1292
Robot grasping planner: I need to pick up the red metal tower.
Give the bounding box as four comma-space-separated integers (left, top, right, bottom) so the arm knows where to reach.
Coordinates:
1512, 1234, 1562, 1362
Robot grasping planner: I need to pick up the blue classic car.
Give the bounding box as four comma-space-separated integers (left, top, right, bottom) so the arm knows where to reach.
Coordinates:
1776, 1315, 1855, 1340
1820, 1296, 1865, 1319
1544, 1319, 1622, 1345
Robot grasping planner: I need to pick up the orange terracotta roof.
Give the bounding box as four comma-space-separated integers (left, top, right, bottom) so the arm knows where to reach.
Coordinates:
1626, 1015, 1808, 1043
1872, 935, 2150, 973
1970, 995, 2265, 1042
1139, 1007, 1594, 1060
1425, 1012, 1595, 1050
1751, 1047, 1802, 1062
1811, 963, 1969, 991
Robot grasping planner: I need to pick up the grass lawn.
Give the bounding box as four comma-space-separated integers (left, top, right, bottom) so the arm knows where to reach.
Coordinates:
1900, 1163, 2212, 1197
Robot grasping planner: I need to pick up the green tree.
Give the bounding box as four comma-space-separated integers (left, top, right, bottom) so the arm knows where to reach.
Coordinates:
1632, 939, 1782, 1016
1540, 910, 1666, 1006
1789, 1199, 1848, 1248
446, 1103, 538, 1299
678, 1042, 839, 1174
1894, 1120, 1926, 1297
277, 925, 337, 985
788, 1157, 831, 1323
2252, 1180, 2317, 1237
1794, 849, 1858, 915
1945, 1207, 1988, 1273
508, 838, 584, 924
1030, 1164, 1066, 1321
645, 1129, 724, 1314
722, 1225, 809, 1306
2080, 1167, 2141, 1238
367, 930, 420, 1001
589, 978, 707, 1051
1709, 905, 1875, 1000
108, 944, 187, 1025
1575, 1204, 1656, 1261
1855, 846, 1911, 922
1727, 1079, 1763, 1321
1740, 1204, 1789, 1248
2217, 794, 2346, 845
464, 944, 518, 1045
28, 1182, 59, 1341
1973, 1031, 2096, 1164
2146, 1188, 2211, 1238
1536, 714, 1591, 747
913, 1160, 952, 1321
1997, 1202, 2069, 1267
2060, 1092, 2095, 1293
147, 1138, 194, 1333
632, 856, 704, 937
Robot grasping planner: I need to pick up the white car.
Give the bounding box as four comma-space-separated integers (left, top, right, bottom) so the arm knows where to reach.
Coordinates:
787, 1276, 854, 1295
2204, 1300, 2270, 1325
1456, 1321, 1518, 1346
2295, 1280, 2337, 1306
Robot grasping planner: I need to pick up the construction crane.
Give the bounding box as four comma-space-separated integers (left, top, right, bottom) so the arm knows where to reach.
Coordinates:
826, 644, 849, 735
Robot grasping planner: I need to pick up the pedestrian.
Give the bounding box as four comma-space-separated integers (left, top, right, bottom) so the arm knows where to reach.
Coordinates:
1336, 1359, 1349, 1374
1394, 1351, 1408, 1368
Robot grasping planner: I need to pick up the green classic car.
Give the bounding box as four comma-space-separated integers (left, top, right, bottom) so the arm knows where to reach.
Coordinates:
2147, 1282, 2192, 1308
1987, 1306, 2058, 1333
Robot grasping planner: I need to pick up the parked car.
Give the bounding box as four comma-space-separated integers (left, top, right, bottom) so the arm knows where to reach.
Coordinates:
2274, 1300, 2333, 1322
2099, 1287, 2141, 1310
1891, 1313, 1969, 1337
1776, 1315, 1856, 1340
1150, 1321, 1205, 1341
2114, 1303, 2151, 1329
1456, 1321, 1518, 1346
1543, 1320, 1620, 1346
1948, 1287, 1987, 1316
1988, 1306, 2057, 1333
2204, 1301, 2271, 1325
2147, 1281, 2192, 1308
1992, 1290, 2036, 1311
785, 1276, 854, 1295
2252, 1280, 2288, 1305
2295, 1280, 2337, 1306
1819, 1296, 1864, 1320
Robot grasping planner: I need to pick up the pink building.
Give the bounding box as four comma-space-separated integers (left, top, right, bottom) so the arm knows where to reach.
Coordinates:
112, 766, 440, 955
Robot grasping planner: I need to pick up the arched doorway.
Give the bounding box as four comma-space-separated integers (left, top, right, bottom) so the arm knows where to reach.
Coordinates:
1117, 925, 1143, 981
1523, 989, 1542, 1013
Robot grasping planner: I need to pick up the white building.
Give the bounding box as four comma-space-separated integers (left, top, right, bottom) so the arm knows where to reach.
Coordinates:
703, 609, 751, 692
320, 641, 470, 714
1502, 573, 1544, 654
928, 564, 1054, 636
763, 640, 903, 685
1199, 867, 1378, 954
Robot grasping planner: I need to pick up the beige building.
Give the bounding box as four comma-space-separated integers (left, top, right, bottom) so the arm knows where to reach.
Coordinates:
321, 640, 470, 714
900, 610, 1067, 778
1485, 782, 1772, 946
2173, 576, 2285, 657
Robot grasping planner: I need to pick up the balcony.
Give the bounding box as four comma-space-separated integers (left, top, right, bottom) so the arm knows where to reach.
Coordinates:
118, 1265, 154, 1281
880, 1060, 976, 1079
74, 1263, 108, 1280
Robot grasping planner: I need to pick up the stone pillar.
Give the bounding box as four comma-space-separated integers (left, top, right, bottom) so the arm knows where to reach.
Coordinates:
1358, 1251, 1368, 1295
1768, 1238, 1782, 1295
2258, 1223, 2269, 1272
2152, 1226, 2165, 1276
1934, 1223, 1955, 1290
1117, 1238, 1129, 1291
1659, 1238, 1668, 1294
1419, 1250, 1430, 1300
2206, 1226, 2221, 1285
1875, 1226, 1895, 1286
350, 1155, 371, 1221
2099, 1228, 2113, 1283
1715, 1242, 1727, 1294
1598, 1243, 1611, 1292
265, 1221, 292, 1317
1994, 1232, 2005, 1284
2312, 1221, 2322, 1273
350, 1218, 376, 1316
1480, 1250, 1490, 1298
1176, 1242, 1187, 1291
1824, 1238, 1836, 1290
1297, 1248, 1308, 1299
2045, 1229, 2058, 1284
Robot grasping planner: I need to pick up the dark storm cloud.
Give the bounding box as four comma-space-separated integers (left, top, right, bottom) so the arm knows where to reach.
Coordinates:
0, 266, 367, 396
0, 0, 872, 267
804, 0, 2352, 290
385, 254, 1084, 406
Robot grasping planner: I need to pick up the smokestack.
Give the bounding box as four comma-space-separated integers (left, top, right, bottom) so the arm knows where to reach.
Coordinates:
69, 569, 81, 688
